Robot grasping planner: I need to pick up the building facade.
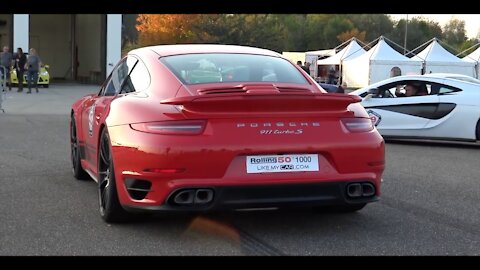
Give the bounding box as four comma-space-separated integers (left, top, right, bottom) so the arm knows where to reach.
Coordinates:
1, 14, 122, 84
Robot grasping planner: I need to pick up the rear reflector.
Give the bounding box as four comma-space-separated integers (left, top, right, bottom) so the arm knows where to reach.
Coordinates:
341, 118, 374, 133
130, 120, 206, 135
144, 168, 185, 173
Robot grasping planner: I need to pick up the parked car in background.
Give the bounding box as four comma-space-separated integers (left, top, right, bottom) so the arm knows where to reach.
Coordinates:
318, 82, 346, 93
70, 44, 385, 223
8, 52, 50, 88
10, 64, 50, 88
350, 73, 480, 142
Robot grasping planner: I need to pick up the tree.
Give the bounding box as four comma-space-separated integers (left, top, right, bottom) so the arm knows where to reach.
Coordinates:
349, 14, 394, 42
443, 18, 468, 52
199, 14, 285, 52
322, 15, 354, 48
135, 14, 286, 52
232, 14, 285, 52
136, 14, 205, 45
273, 14, 309, 51
122, 14, 139, 47
456, 38, 479, 57
304, 14, 330, 51
133, 14, 410, 53
337, 28, 366, 43
387, 17, 442, 54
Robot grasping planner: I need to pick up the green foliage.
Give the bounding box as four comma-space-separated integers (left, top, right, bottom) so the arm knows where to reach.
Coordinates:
121, 41, 141, 57
457, 39, 479, 57
443, 18, 468, 51
386, 18, 443, 54
130, 14, 472, 55
304, 14, 330, 50
348, 14, 394, 42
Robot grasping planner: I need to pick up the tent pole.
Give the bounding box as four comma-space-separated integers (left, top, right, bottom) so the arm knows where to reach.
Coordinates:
403, 14, 408, 55
456, 42, 480, 57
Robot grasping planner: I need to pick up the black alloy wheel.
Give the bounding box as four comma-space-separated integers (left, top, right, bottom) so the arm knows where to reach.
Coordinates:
476, 119, 480, 140
98, 128, 130, 223
70, 115, 89, 180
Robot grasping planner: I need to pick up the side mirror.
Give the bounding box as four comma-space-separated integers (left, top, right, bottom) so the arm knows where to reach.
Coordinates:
367, 88, 380, 95
363, 88, 380, 101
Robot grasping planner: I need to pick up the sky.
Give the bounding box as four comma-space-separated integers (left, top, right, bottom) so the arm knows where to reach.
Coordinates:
389, 14, 480, 39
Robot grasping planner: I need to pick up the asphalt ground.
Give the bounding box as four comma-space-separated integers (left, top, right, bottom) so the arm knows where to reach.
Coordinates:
0, 84, 479, 255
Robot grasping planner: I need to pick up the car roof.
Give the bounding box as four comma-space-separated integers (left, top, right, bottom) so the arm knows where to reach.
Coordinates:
350, 73, 480, 96
131, 44, 282, 58
422, 73, 473, 79
370, 73, 478, 86
423, 73, 480, 84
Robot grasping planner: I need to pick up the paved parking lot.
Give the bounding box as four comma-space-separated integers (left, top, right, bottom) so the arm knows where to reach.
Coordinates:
0, 83, 98, 115
1, 84, 479, 255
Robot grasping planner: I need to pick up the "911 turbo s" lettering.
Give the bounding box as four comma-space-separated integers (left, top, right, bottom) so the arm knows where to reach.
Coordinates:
260, 129, 303, 135
237, 122, 320, 128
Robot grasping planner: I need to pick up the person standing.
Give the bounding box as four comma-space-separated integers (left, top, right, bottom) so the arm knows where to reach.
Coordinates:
327, 66, 337, 85
14, 48, 27, 92
304, 62, 311, 76
297, 60, 310, 74
0, 46, 13, 91
25, 48, 42, 94
336, 81, 347, 94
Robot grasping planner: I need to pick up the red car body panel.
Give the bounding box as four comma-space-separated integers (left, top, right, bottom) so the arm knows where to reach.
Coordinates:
71, 44, 385, 214
107, 122, 384, 208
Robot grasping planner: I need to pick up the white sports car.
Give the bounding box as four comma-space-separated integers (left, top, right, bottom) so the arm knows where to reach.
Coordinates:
349, 73, 480, 142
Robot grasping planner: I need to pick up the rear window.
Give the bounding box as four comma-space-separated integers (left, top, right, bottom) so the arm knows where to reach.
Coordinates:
161, 53, 308, 85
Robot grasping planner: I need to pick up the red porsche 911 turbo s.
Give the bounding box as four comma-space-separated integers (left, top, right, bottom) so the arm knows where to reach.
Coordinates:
70, 44, 385, 223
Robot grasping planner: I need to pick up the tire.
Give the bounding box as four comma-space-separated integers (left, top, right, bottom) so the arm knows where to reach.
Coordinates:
314, 203, 366, 213
476, 120, 480, 141
70, 115, 89, 180
98, 128, 130, 223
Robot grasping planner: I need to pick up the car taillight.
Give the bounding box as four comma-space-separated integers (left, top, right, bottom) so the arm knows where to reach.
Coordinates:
341, 118, 374, 133
130, 120, 206, 135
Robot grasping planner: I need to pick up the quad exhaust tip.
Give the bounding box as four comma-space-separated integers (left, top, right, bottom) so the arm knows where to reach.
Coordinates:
361, 183, 375, 197
346, 182, 375, 198
194, 189, 214, 204
346, 183, 363, 198
173, 188, 214, 205
173, 190, 195, 205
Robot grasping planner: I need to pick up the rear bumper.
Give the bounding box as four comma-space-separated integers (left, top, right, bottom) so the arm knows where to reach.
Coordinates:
107, 123, 384, 212
122, 181, 378, 213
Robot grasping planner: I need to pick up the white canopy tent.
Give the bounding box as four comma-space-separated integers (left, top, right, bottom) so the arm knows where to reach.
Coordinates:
342, 37, 423, 88
316, 38, 366, 65
314, 38, 366, 83
462, 46, 480, 78
281, 52, 306, 65
305, 49, 336, 77
306, 49, 336, 58
412, 39, 476, 77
